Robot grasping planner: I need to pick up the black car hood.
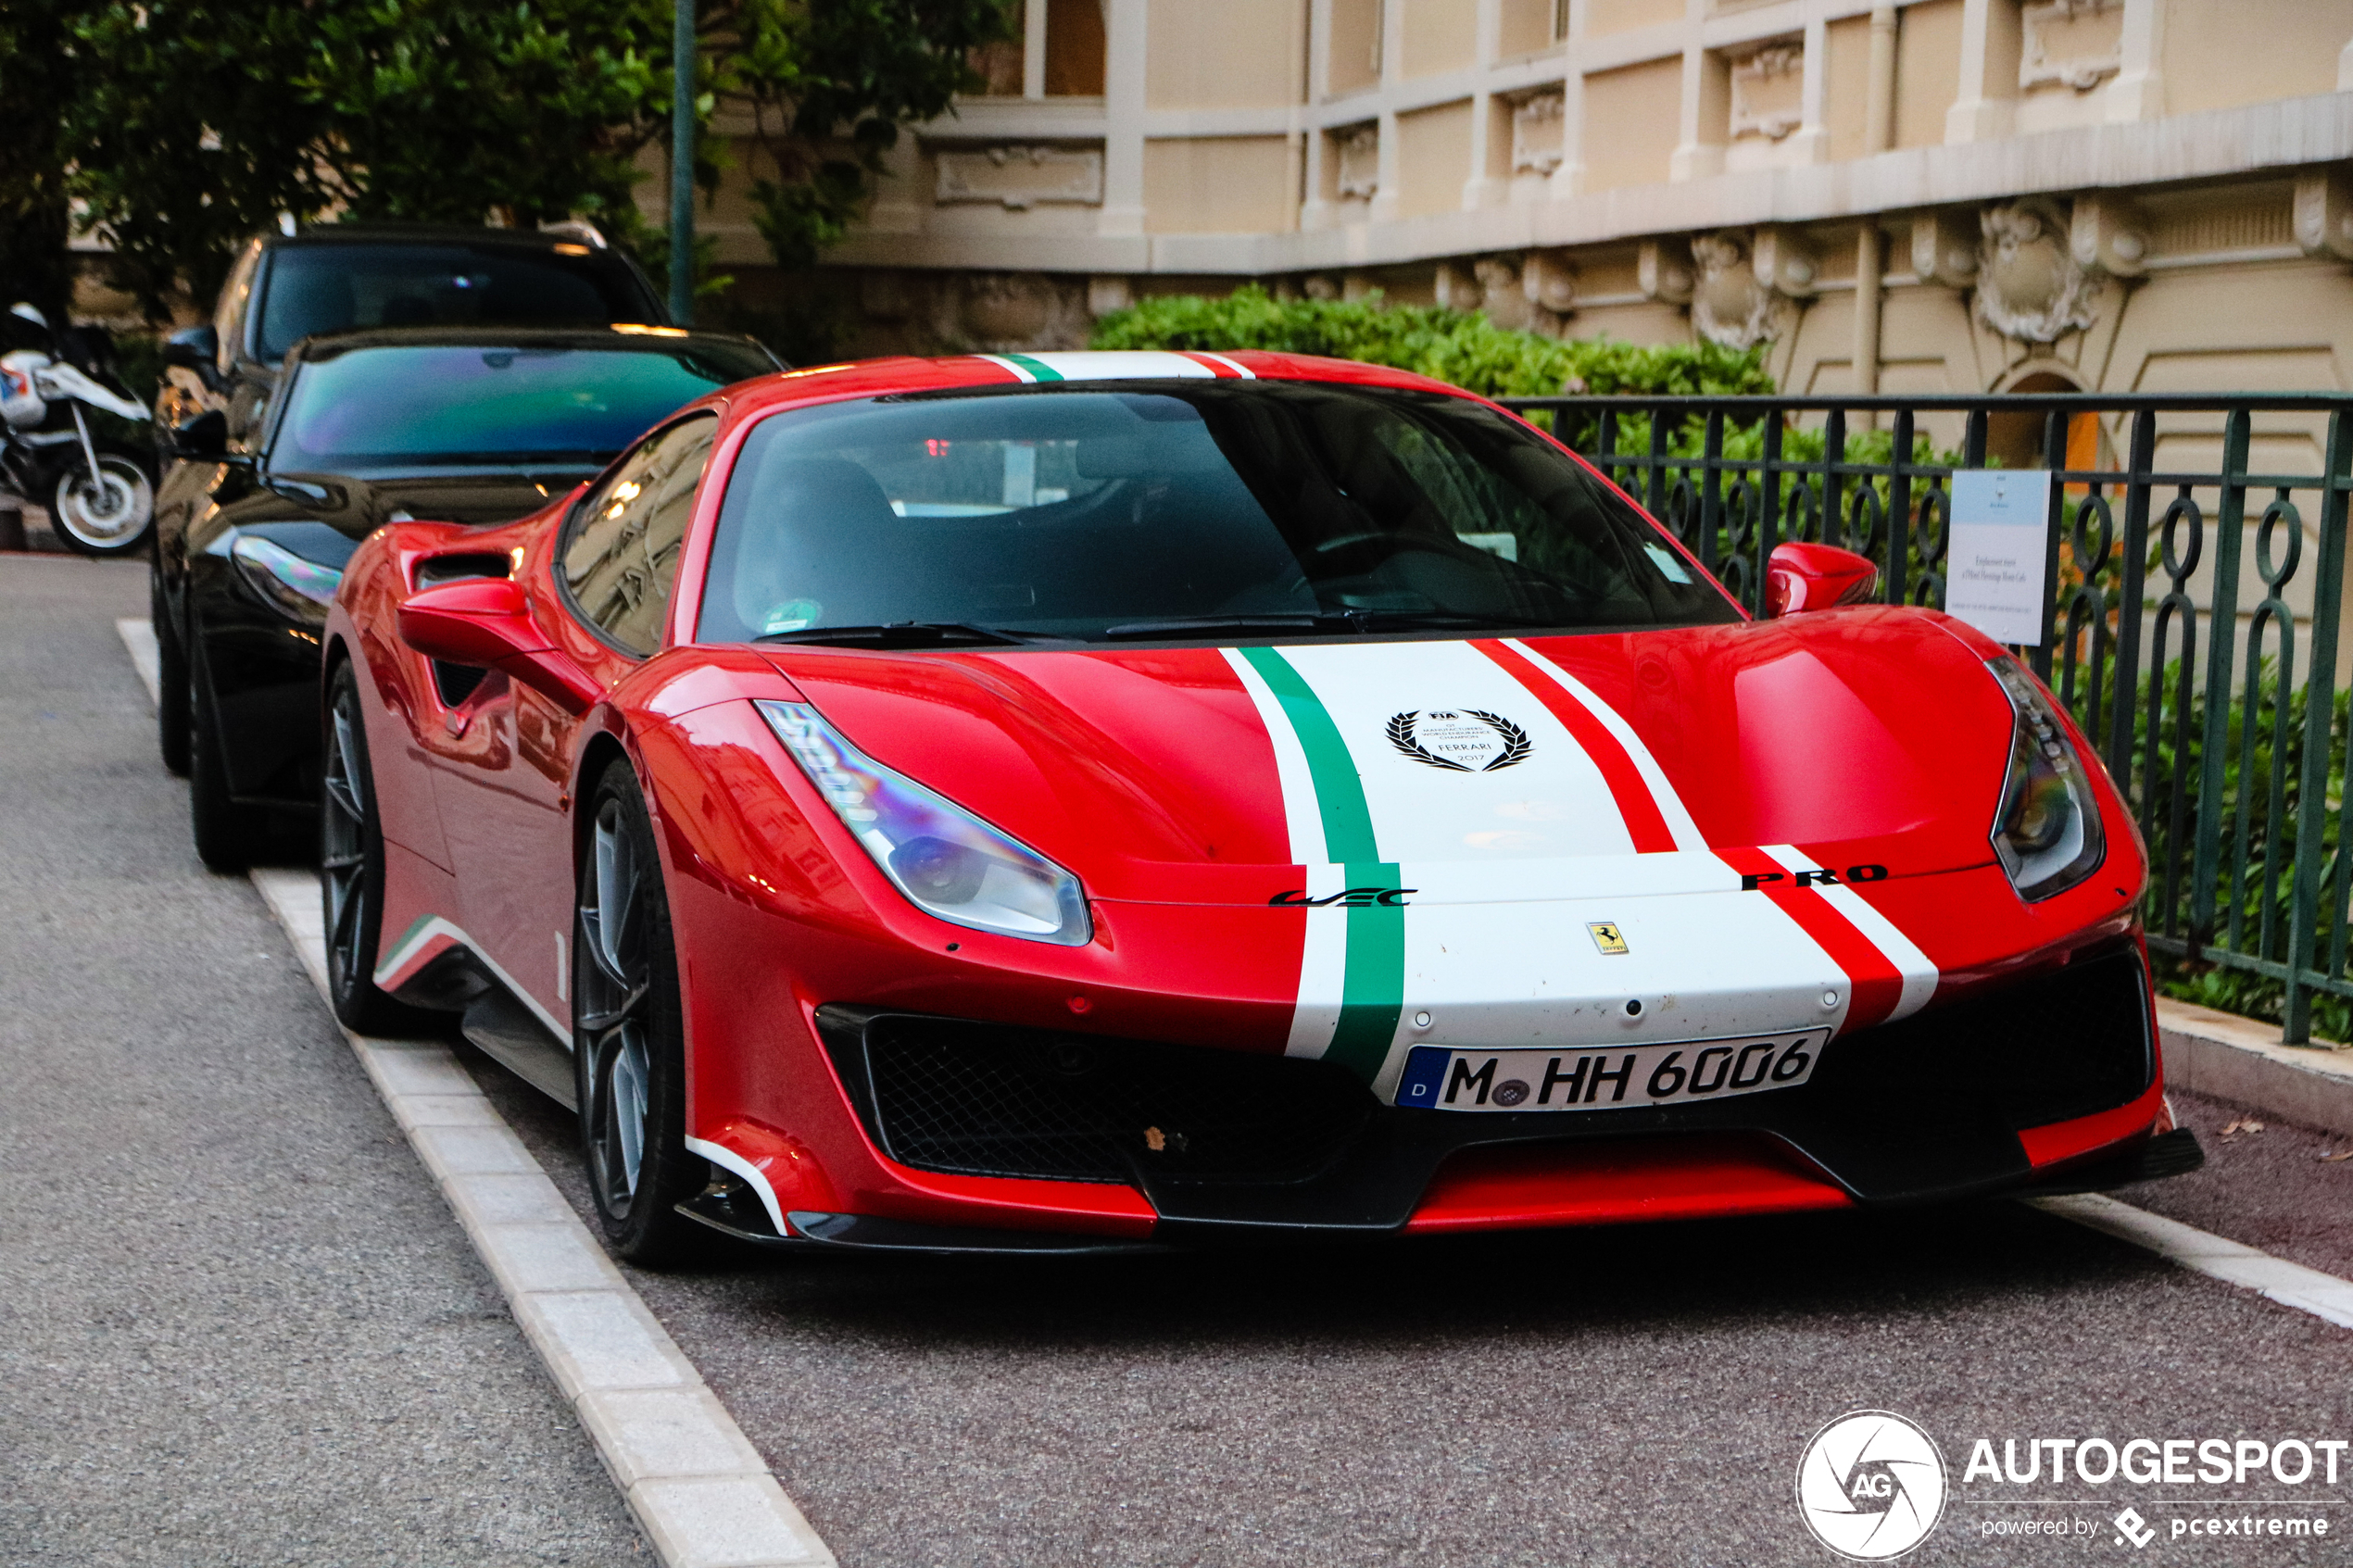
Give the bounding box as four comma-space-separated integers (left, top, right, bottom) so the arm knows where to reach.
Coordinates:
249, 469, 578, 539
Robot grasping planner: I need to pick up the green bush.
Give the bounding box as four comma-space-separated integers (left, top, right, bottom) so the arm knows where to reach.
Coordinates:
1088, 284, 1774, 403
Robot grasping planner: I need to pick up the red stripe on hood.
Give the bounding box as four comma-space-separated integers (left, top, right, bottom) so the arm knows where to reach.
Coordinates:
1716, 847, 1905, 1029
1474, 638, 1677, 852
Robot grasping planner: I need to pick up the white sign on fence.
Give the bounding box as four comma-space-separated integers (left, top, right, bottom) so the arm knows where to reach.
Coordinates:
1944, 470, 2053, 646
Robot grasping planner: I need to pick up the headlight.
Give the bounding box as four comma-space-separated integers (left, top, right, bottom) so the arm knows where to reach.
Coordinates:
757, 700, 1091, 946
1987, 658, 2106, 901
231, 533, 343, 624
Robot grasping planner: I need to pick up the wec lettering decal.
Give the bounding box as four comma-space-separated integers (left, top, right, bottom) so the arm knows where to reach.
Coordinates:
1269, 886, 1416, 908
1742, 863, 1890, 891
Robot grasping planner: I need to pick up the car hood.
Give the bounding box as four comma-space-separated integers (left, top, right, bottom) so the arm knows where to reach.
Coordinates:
759, 606, 2019, 904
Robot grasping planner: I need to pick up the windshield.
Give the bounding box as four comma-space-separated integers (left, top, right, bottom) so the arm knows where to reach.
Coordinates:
270, 344, 773, 470
697, 382, 1737, 645
258, 243, 657, 359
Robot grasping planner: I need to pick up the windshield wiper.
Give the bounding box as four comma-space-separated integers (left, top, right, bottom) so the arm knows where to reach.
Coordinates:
1101, 613, 1346, 640
1100, 609, 1570, 641
757, 621, 1037, 648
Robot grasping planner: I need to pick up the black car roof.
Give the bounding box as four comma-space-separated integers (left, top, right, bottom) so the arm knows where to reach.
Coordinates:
273, 223, 614, 252
284, 325, 774, 363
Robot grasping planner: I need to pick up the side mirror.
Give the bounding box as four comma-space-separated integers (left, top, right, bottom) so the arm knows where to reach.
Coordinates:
1765, 542, 1881, 617
396, 576, 600, 714
170, 409, 231, 461
163, 324, 223, 390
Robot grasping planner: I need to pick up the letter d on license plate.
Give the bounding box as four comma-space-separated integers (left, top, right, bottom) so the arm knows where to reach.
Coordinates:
1394, 1029, 1830, 1112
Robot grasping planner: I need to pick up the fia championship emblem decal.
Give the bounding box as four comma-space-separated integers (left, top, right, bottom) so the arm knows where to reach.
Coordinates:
1388, 709, 1531, 772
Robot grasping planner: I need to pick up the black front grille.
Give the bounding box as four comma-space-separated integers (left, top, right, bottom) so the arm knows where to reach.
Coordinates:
820, 1010, 1372, 1186
1814, 945, 2154, 1131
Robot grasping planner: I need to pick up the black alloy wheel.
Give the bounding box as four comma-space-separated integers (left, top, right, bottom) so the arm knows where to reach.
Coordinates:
321, 660, 429, 1035
574, 759, 701, 1263
188, 638, 266, 872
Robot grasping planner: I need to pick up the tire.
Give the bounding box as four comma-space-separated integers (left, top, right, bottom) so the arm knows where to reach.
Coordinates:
49, 447, 155, 557
187, 638, 265, 872
157, 603, 191, 777
321, 660, 434, 1035
574, 759, 704, 1264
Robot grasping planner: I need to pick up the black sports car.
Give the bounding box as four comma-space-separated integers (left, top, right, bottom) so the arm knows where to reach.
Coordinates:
151, 324, 779, 871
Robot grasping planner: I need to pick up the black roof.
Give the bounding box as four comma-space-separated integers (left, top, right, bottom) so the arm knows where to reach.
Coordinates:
276, 222, 615, 253
283, 323, 779, 370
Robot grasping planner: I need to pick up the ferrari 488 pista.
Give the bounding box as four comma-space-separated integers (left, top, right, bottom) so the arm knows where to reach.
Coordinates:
322, 349, 2197, 1261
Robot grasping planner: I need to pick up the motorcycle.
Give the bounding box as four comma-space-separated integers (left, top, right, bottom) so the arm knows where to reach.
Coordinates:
1, 302, 157, 557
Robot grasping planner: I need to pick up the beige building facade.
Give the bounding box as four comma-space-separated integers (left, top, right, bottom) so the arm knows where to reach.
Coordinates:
686, 0, 2353, 405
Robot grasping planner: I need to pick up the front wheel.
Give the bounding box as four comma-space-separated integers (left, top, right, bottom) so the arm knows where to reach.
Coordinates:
321, 660, 433, 1035
50, 448, 155, 557
574, 759, 704, 1265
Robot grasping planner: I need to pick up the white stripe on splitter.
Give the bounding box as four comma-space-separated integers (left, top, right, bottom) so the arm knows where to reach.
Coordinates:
1501, 636, 1706, 850
1222, 647, 1344, 1057
1761, 843, 1939, 1021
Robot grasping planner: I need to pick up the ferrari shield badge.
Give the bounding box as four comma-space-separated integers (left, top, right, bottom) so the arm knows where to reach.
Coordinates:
1587, 921, 1629, 956
1388, 709, 1532, 771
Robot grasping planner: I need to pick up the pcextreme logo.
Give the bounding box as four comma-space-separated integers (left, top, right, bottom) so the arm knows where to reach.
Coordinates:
1796, 1411, 1949, 1561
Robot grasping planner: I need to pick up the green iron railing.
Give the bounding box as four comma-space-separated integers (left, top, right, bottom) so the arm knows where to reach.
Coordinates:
1499, 392, 2353, 1044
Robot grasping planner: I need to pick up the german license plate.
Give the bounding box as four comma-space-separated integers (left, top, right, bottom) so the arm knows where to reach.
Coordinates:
1394, 1029, 1831, 1112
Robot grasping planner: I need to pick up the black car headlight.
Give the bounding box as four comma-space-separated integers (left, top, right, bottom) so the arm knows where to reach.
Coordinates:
1988, 658, 2106, 901
231, 533, 344, 624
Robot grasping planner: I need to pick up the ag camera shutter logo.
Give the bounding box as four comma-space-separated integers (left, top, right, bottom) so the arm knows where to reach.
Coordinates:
1796, 1411, 1948, 1560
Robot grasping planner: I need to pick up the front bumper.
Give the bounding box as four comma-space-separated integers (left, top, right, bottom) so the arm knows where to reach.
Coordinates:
716, 941, 2182, 1248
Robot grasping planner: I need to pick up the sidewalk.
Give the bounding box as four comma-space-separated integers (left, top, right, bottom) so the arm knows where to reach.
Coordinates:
2158, 997, 2353, 1138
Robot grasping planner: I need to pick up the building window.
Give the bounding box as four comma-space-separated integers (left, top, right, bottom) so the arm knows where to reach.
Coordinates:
1044, 0, 1106, 95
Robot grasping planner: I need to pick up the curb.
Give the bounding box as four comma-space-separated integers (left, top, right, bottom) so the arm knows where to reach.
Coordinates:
116, 615, 832, 1568
250, 871, 836, 1568
2157, 998, 2353, 1140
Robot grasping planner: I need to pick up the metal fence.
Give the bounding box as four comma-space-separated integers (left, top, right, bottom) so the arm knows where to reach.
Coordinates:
1498, 392, 2353, 1044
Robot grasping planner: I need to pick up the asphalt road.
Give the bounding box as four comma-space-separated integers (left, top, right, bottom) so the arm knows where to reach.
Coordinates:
8, 550, 2351, 1568
0, 557, 645, 1566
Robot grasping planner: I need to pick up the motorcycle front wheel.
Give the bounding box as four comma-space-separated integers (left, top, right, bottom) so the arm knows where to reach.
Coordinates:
50, 449, 155, 556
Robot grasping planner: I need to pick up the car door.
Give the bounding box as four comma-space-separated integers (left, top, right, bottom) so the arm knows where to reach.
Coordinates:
433, 414, 720, 1028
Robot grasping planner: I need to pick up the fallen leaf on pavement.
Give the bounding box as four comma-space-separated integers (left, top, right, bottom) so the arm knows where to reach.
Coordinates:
2220, 1118, 2266, 1137
2321, 1149, 2353, 1162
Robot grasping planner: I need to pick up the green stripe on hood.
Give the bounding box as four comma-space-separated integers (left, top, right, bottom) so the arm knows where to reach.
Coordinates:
1239, 646, 1403, 1083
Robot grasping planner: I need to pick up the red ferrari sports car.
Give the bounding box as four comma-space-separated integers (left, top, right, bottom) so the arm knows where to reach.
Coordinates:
323, 349, 2197, 1261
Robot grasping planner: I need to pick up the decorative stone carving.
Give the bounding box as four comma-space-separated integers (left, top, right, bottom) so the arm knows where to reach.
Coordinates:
1435, 261, 1479, 311
1730, 42, 1806, 143
1751, 225, 1818, 297
2296, 169, 2353, 262
932, 271, 1090, 352
1087, 276, 1133, 318
1508, 88, 1566, 177
1909, 210, 1981, 288
935, 145, 1104, 210
1302, 275, 1342, 301
1335, 124, 1381, 201
1638, 239, 1694, 305
1691, 231, 1788, 350
1521, 251, 1578, 314
2070, 194, 2149, 277
1974, 198, 2101, 344
2020, 0, 2123, 94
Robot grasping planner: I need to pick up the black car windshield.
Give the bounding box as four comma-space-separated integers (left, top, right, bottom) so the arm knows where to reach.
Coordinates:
270, 343, 774, 470
696, 381, 1738, 645
258, 243, 657, 360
